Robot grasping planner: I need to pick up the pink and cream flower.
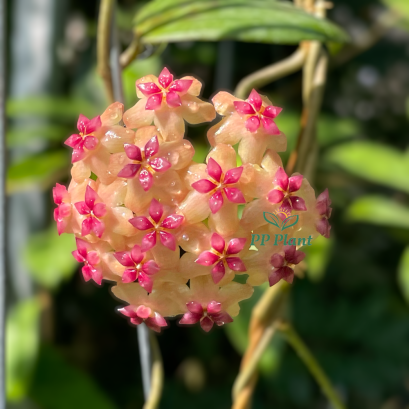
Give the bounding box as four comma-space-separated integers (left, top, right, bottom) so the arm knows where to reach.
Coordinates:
123, 67, 216, 141
207, 90, 286, 164
315, 189, 332, 238
53, 183, 72, 235
269, 245, 305, 286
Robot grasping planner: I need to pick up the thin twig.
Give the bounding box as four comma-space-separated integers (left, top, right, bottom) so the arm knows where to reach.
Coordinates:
232, 282, 289, 409
0, 0, 5, 406
97, 0, 115, 103
234, 47, 307, 99
277, 322, 347, 409
120, 35, 142, 69
138, 324, 152, 400
143, 331, 164, 409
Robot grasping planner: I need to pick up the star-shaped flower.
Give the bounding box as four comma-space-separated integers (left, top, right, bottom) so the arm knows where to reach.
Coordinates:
315, 189, 332, 238
53, 183, 71, 235
72, 238, 103, 285
269, 245, 305, 286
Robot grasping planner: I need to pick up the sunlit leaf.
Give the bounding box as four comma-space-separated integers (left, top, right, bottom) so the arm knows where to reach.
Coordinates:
398, 246, 409, 304
303, 235, 333, 282
135, 0, 349, 45
6, 298, 41, 401
7, 150, 70, 193
30, 345, 118, 409
282, 215, 299, 230
24, 225, 77, 289
325, 141, 409, 193
7, 97, 96, 119
346, 196, 409, 229
264, 212, 281, 228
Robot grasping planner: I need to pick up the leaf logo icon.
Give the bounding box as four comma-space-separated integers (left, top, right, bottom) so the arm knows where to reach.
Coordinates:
263, 212, 280, 228
281, 215, 299, 231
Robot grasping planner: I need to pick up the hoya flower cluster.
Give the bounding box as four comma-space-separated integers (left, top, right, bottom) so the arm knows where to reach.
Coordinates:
54, 68, 331, 333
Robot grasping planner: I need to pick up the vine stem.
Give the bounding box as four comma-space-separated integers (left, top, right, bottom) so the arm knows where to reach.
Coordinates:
97, 0, 115, 103
277, 322, 346, 409
105, 2, 163, 407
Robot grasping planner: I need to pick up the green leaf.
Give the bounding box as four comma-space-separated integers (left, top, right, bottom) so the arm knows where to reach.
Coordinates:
346, 196, 409, 229
303, 235, 333, 282
24, 225, 77, 289
325, 141, 409, 193
7, 150, 70, 193
136, 0, 349, 45
7, 97, 96, 119
7, 124, 70, 147
6, 298, 41, 401
398, 246, 409, 304
30, 345, 118, 409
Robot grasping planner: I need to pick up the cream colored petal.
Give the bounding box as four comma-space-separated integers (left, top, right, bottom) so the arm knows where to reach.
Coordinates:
100, 102, 124, 126
178, 190, 210, 224
208, 202, 239, 237
178, 253, 210, 280
184, 163, 208, 189
220, 282, 254, 316
154, 108, 185, 142
266, 131, 287, 153
109, 206, 135, 236
152, 170, 188, 206
207, 144, 237, 172
88, 147, 111, 185
177, 222, 210, 254
101, 125, 135, 153
151, 243, 180, 269
106, 152, 131, 185
240, 198, 280, 231
238, 133, 268, 165
159, 139, 195, 170
207, 114, 246, 147
124, 178, 152, 214
135, 75, 159, 98
97, 179, 127, 207
180, 94, 216, 125
111, 282, 149, 305
182, 76, 202, 96
71, 160, 90, 184
123, 99, 154, 129
212, 91, 240, 116
260, 149, 283, 173
134, 125, 163, 146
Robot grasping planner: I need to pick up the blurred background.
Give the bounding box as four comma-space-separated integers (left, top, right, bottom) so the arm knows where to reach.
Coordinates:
4, 0, 409, 408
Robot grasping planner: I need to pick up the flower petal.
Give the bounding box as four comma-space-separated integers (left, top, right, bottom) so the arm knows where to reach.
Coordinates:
200, 316, 214, 332
65, 134, 82, 148
224, 187, 245, 204
142, 260, 160, 276
144, 135, 159, 158
211, 233, 225, 254
211, 311, 233, 325
74, 201, 90, 215
270, 253, 285, 268
136, 305, 152, 319
263, 105, 282, 118
158, 67, 173, 88
211, 261, 225, 283
129, 215, 154, 230
289, 196, 307, 211
149, 198, 163, 223
81, 265, 92, 281
169, 79, 192, 94
161, 214, 184, 229
192, 179, 217, 193
224, 166, 243, 184
138, 272, 154, 293
77, 114, 89, 134
114, 251, 134, 267
247, 89, 262, 111
274, 167, 289, 191
159, 231, 176, 251
149, 157, 171, 172
180, 312, 202, 325
72, 249, 85, 263
267, 189, 284, 204
187, 301, 203, 315
269, 266, 294, 287
145, 94, 162, 110
166, 90, 182, 108
226, 238, 246, 255
261, 117, 280, 135
195, 251, 219, 266
123, 99, 154, 128
81, 217, 92, 236
234, 101, 255, 115
226, 257, 246, 272
119, 306, 138, 318
83, 135, 98, 150
245, 116, 260, 133
209, 190, 223, 214
288, 175, 303, 193
124, 144, 142, 161
207, 301, 222, 314
122, 269, 138, 283
93, 202, 106, 218
316, 217, 331, 238
85, 185, 97, 209
207, 157, 222, 182
139, 168, 153, 191
284, 245, 305, 265
85, 115, 102, 134
117, 163, 141, 179
141, 231, 157, 252
91, 217, 105, 238
75, 238, 88, 258
131, 245, 144, 264
137, 82, 161, 96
